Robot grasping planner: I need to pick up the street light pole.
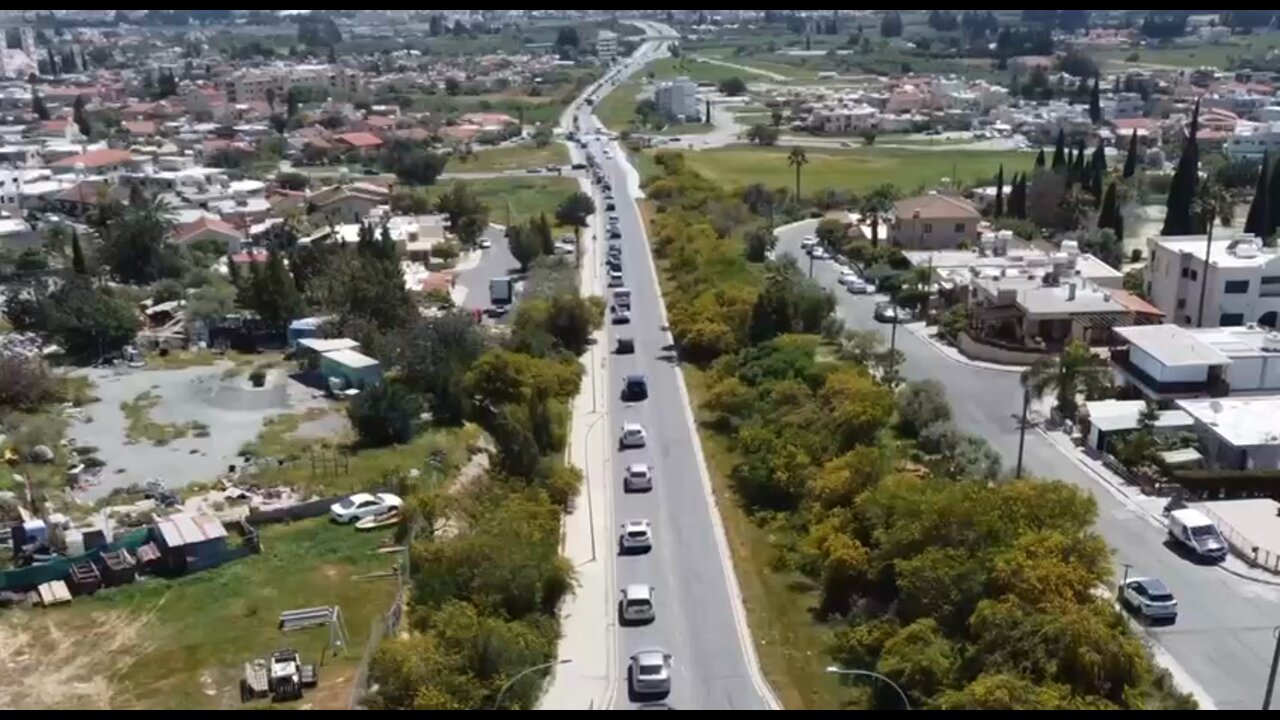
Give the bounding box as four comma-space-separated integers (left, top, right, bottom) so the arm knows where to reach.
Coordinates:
1264, 627, 1280, 710
493, 659, 572, 710
826, 666, 911, 710
1015, 385, 1030, 478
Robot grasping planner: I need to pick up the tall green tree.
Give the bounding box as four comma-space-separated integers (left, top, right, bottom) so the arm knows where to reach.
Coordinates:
787, 146, 809, 198
1268, 154, 1280, 241
1088, 75, 1101, 125
554, 190, 595, 266
70, 230, 87, 275
1122, 129, 1139, 179
1034, 148, 1046, 172
1162, 99, 1200, 236
1244, 149, 1270, 239
1088, 144, 1106, 205
72, 94, 91, 138
1021, 340, 1110, 421
993, 164, 1005, 218
1097, 182, 1123, 243
1069, 141, 1086, 190
249, 248, 304, 330
1050, 129, 1067, 173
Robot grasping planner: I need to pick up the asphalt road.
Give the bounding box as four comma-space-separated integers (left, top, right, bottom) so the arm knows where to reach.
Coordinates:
453, 225, 519, 314
775, 222, 1280, 711
577, 30, 774, 712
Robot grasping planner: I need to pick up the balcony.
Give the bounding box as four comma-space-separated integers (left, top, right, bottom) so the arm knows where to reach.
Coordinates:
1110, 347, 1230, 399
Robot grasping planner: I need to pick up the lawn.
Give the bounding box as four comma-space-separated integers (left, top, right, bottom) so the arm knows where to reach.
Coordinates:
596, 77, 642, 132
1096, 32, 1280, 70
449, 143, 569, 173
665, 145, 1034, 195
0, 518, 400, 710
427, 176, 581, 228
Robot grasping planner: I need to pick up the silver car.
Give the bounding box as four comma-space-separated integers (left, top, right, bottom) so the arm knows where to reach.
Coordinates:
620, 584, 656, 624
629, 649, 672, 696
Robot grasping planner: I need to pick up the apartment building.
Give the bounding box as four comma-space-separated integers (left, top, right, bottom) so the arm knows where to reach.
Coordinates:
654, 76, 699, 122
223, 65, 363, 104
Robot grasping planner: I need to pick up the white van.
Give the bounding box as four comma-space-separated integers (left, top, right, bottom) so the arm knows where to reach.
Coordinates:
612, 288, 632, 310
1167, 508, 1228, 562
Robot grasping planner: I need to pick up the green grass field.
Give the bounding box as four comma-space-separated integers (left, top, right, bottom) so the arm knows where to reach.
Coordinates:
1096, 32, 1280, 70
664, 145, 1034, 195
426, 176, 580, 227
0, 519, 399, 709
449, 143, 569, 172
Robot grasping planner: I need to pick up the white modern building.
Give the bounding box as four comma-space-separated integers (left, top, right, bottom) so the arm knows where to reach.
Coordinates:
1227, 121, 1280, 159
808, 104, 877, 134
654, 76, 699, 123
1105, 92, 1145, 121
596, 30, 618, 62
1177, 396, 1280, 470
1146, 234, 1280, 328
1110, 322, 1280, 404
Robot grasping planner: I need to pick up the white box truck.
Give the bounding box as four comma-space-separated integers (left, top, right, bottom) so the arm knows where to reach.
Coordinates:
1167, 508, 1228, 562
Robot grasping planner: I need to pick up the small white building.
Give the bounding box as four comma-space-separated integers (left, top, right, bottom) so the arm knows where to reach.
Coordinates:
654, 76, 699, 123
596, 30, 618, 62
1177, 396, 1280, 470
1112, 323, 1280, 402
1227, 121, 1280, 160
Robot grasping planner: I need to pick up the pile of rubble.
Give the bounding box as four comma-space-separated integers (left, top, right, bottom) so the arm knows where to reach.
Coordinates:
0, 332, 49, 359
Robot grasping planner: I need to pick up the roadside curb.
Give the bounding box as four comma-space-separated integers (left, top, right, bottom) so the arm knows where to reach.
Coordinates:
904, 323, 1028, 374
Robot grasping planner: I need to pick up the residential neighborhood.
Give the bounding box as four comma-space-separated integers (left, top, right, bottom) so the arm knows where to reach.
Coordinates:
3, 7, 1280, 714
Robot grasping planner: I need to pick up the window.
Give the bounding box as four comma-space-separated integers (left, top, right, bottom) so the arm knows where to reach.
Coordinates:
923, 223, 933, 234
1176, 298, 1186, 310
954, 223, 965, 233
1189, 269, 1198, 281
1224, 280, 1250, 294
1261, 276, 1280, 297
1220, 313, 1245, 326
1181, 267, 1189, 278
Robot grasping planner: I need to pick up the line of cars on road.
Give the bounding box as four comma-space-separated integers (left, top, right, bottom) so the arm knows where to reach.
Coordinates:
586, 138, 675, 704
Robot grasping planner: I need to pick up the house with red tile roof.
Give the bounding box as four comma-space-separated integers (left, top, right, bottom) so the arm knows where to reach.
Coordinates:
171, 216, 245, 253
440, 125, 482, 143
123, 120, 159, 137
50, 148, 138, 174
51, 179, 129, 217
356, 115, 397, 134
334, 132, 384, 150
34, 119, 82, 141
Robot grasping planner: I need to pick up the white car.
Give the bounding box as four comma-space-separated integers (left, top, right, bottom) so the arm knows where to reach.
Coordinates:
1120, 577, 1178, 624
609, 270, 625, 288
619, 422, 647, 448
478, 237, 492, 249
629, 648, 673, 696
330, 492, 403, 524
837, 269, 859, 286
800, 235, 816, 251
620, 519, 653, 552
620, 584, 656, 623
810, 247, 829, 260
845, 278, 871, 294
624, 463, 653, 492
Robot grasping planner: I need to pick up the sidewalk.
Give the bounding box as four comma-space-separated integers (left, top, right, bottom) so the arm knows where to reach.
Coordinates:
540, 138, 615, 710
904, 322, 1028, 374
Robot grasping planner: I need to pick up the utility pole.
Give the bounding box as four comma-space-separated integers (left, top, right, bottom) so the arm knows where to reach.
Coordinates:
808, 251, 815, 278
1015, 385, 1030, 478
1265, 627, 1280, 710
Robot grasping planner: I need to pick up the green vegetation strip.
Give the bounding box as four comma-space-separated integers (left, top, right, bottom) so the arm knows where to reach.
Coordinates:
120, 391, 205, 446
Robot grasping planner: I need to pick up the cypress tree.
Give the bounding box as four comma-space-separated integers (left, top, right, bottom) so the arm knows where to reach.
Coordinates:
1268, 154, 1280, 240
1051, 129, 1067, 172
994, 164, 1005, 218
1089, 75, 1101, 125
1090, 144, 1106, 206
1098, 182, 1122, 241
1244, 149, 1270, 237
1162, 100, 1201, 236
71, 230, 86, 275
1034, 148, 1046, 171
1123, 129, 1139, 178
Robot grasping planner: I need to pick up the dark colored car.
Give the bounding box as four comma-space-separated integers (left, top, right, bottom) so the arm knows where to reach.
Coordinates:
606, 202, 617, 212
622, 374, 649, 402
616, 337, 635, 354
609, 228, 622, 239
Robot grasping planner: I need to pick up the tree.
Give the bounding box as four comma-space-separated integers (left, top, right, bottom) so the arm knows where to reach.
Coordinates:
1088, 76, 1101, 125
70, 230, 87, 275
554, 26, 580, 50
399, 312, 487, 425
45, 279, 140, 362
1034, 148, 1046, 172
1244, 149, 1270, 239
787, 147, 809, 199
746, 123, 779, 146
718, 76, 747, 96
72, 94, 91, 138
896, 379, 952, 438
815, 217, 847, 251
1069, 142, 1085, 190
379, 140, 447, 185
554, 191, 595, 262
1050, 129, 1066, 173
1021, 340, 1110, 421
1191, 179, 1235, 327
348, 381, 422, 447
531, 124, 553, 148
1088, 144, 1106, 204
744, 226, 776, 262
434, 182, 490, 246
246, 249, 304, 330
31, 88, 49, 120
1008, 173, 1028, 220
95, 194, 177, 284
1162, 100, 1200, 236
880, 10, 904, 38
876, 619, 956, 707
298, 14, 343, 47
993, 164, 1005, 218
1122, 129, 1139, 179
506, 223, 540, 272
1096, 183, 1124, 252
770, 107, 783, 128
861, 188, 897, 247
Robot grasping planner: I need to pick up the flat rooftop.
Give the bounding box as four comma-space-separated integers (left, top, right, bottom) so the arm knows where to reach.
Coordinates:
1114, 324, 1232, 367
1177, 396, 1280, 447
1085, 399, 1194, 433
1153, 234, 1279, 269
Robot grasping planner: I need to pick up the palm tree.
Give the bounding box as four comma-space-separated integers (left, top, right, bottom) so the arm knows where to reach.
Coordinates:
787, 147, 809, 199
1191, 179, 1235, 328
860, 193, 895, 247
1021, 340, 1111, 424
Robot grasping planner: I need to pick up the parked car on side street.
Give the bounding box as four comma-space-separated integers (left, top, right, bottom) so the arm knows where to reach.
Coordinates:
873, 301, 912, 323
329, 493, 403, 524
1120, 576, 1178, 625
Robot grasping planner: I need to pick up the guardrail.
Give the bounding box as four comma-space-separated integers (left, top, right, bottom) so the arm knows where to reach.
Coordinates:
1198, 505, 1280, 574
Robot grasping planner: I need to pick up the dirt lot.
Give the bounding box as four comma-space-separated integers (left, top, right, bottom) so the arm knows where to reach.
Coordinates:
68, 363, 327, 502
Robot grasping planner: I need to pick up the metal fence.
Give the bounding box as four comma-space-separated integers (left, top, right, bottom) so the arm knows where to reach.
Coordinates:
347, 518, 415, 709
1199, 505, 1280, 574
